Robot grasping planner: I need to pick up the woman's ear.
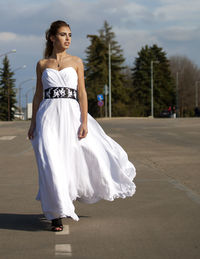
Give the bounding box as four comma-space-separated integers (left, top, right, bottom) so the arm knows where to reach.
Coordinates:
50, 35, 55, 43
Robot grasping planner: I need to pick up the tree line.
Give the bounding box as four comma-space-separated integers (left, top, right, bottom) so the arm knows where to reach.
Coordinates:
85, 21, 200, 118
0, 20, 200, 120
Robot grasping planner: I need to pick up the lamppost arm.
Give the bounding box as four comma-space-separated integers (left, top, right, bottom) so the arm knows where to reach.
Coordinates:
0, 49, 16, 58
13, 65, 26, 72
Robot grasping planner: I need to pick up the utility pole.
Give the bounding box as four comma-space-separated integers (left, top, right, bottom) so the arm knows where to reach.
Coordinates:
7, 79, 10, 121
150, 60, 159, 118
104, 84, 108, 117
151, 61, 153, 118
195, 81, 200, 107
176, 72, 179, 117
108, 43, 112, 118
18, 78, 35, 113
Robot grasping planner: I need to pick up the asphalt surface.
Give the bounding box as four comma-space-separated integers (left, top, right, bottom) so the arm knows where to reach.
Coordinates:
0, 118, 200, 259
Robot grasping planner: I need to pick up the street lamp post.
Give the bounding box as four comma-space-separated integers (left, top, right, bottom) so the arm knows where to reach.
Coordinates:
18, 78, 35, 113
108, 43, 112, 118
7, 79, 11, 121
195, 81, 200, 107
176, 72, 179, 117
150, 60, 159, 118
7, 65, 27, 120
104, 84, 108, 117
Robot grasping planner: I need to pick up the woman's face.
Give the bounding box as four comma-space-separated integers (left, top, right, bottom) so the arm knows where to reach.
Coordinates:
51, 26, 72, 50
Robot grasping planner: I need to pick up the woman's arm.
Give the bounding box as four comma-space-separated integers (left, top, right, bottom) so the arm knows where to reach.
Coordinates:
77, 57, 88, 139
28, 61, 43, 139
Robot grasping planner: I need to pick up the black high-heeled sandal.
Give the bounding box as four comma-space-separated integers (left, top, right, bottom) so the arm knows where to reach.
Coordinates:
51, 218, 63, 232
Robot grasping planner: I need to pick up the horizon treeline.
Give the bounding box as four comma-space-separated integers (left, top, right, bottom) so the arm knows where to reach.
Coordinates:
84, 20, 200, 118
1, 20, 200, 121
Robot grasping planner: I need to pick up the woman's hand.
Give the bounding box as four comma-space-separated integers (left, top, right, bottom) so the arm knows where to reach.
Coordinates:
27, 123, 36, 140
78, 123, 88, 139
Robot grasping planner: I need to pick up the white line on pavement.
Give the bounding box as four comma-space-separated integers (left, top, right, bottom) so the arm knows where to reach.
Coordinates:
55, 244, 72, 256
0, 136, 16, 140
168, 179, 200, 205
55, 225, 69, 235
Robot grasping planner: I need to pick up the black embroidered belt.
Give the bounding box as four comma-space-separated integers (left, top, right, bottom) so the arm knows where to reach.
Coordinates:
44, 87, 78, 101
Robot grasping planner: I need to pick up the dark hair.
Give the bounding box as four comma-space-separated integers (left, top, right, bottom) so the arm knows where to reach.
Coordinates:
44, 20, 71, 58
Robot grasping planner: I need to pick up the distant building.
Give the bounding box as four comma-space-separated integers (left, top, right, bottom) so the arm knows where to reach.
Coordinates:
14, 107, 25, 120
26, 103, 33, 120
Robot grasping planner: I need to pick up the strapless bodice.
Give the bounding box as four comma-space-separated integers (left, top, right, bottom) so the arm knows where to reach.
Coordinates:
42, 67, 78, 91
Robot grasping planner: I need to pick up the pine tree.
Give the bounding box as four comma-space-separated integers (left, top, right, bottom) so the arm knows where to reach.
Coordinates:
0, 55, 17, 120
85, 34, 108, 117
85, 20, 130, 117
132, 44, 176, 117
99, 21, 130, 116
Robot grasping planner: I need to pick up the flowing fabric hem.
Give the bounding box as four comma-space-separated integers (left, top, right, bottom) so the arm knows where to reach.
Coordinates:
35, 181, 136, 221
43, 211, 79, 221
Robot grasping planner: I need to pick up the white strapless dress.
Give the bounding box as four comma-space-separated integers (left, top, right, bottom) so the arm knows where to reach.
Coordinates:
30, 67, 136, 221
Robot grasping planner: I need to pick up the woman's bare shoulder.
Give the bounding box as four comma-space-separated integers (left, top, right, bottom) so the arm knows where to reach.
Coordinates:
37, 58, 49, 69
70, 56, 84, 69
72, 55, 83, 63
36, 59, 51, 76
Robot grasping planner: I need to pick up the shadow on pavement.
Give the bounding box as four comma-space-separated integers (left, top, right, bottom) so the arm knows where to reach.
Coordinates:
0, 213, 50, 232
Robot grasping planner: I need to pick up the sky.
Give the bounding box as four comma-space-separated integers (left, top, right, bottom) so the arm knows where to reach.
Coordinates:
0, 0, 200, 107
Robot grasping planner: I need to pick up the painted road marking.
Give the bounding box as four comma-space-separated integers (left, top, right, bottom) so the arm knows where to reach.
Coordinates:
168, 179, 200, 205
0, 136, 16, 140
55, 244, 72, 256
55, 224, 69, 235
137, 178, 200, 206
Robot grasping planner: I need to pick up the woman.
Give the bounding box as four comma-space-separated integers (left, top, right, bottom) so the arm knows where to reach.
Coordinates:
28, 20, 136, 232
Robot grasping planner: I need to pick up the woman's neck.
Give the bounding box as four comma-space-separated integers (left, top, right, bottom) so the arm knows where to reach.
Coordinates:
51, 50, 69, 61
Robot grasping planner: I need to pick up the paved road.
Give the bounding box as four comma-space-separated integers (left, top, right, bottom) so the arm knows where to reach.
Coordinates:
0, 118, 200, 259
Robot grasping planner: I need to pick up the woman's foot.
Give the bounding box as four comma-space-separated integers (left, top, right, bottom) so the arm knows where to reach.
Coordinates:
51, 218, 63, 232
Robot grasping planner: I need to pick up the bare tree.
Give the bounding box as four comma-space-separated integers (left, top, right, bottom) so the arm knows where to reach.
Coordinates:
169, 55, 200, 117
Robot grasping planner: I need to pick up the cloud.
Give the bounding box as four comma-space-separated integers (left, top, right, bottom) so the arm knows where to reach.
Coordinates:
114, 28, 159, 64
0, 31, 43, 91
154, 0, 200, 23
0, 0, 152, 35
0, 32, 16, 41
0, 32, 43, 54
156, 26, 200, 41
0, 0, 200, 106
